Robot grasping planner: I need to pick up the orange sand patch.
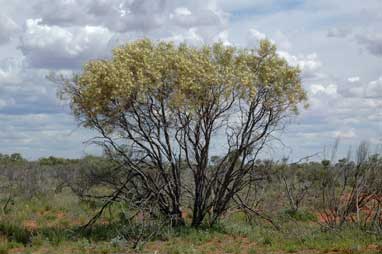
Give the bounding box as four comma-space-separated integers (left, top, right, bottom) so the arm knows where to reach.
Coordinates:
23, 220, 38, 231
8, 248, 25, 254
55, 211, 65, 220
145, 235, 257, 254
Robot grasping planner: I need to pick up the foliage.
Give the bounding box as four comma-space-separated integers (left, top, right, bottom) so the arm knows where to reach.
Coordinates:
61, 39, 306, 124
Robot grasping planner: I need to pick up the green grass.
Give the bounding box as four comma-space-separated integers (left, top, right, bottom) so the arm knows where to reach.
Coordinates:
1, 190, 382, 254
210, 213, 382, 254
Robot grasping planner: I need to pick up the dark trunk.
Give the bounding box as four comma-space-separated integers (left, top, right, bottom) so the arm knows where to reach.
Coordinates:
170, 209, 185, 227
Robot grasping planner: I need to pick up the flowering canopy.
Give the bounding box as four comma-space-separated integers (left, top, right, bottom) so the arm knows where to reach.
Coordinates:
65, 39, 306, 129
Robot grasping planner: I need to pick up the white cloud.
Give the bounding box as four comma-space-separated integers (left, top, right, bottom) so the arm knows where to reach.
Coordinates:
19, 19, 114, 69
170, 8, 223, 29
0, 98, 15, 109
277, 51, 322, 79
213, 30, 231, 46
0, 0, 381, 159
246, 28, 269, 47
310, 84, 337, 96
338, 77, 364, 98
348, 76, 360, 82
338, 76, 382, 99
163, 27, 204, 46
366, 76, 382, 98
173, 7, 192, 16
0, 113, 100, 159
0, 14, 19, 44
245, 28, 323, 80
273, 30, 292, 50
356, 32, 382, 57
335, 129, 356, 139
327, 27, 351, 38
31, 0, 227, 33
0, 57, 24, 85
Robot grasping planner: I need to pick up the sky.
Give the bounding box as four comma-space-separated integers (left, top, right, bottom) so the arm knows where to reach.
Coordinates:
0, 0, 381, 160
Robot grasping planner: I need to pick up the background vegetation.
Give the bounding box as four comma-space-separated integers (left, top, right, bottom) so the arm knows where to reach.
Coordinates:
0, 145, 382, 253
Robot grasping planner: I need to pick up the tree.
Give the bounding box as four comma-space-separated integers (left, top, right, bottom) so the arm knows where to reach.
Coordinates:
318, 143, 382, 230
0, 153, 25, 162
58, 39, 307, 227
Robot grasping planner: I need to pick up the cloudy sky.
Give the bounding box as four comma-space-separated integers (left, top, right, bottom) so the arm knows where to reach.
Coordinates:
0, 0, 381, 160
